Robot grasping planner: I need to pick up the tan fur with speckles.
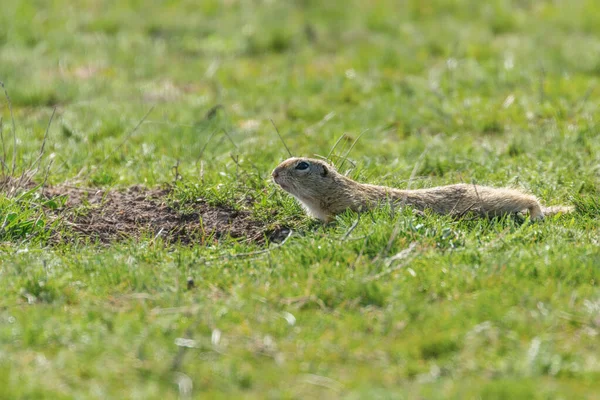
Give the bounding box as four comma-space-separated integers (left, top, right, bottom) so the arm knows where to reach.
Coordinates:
272, 157, 574, 222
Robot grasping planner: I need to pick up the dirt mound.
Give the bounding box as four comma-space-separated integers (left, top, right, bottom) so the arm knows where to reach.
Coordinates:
44, 185, 286, 245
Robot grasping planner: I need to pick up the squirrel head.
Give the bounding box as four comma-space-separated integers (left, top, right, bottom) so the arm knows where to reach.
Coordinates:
272, 157, 340, 220
272, 157, 331, 193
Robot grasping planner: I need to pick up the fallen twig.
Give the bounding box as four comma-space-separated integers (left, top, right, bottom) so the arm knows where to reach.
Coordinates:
364, 242, 417, 282
339, 214, 361, 241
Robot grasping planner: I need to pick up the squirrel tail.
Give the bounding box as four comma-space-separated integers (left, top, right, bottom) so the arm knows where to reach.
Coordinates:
542, 205, 575, 216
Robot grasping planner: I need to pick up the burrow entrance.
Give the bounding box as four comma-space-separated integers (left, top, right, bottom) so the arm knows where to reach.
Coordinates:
41, 185, 288, 245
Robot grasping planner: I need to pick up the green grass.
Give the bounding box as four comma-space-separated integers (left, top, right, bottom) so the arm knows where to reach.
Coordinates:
1, 0, 599, 398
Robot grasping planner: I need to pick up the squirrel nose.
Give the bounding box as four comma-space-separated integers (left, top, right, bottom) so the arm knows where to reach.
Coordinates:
272, 169, 279, 179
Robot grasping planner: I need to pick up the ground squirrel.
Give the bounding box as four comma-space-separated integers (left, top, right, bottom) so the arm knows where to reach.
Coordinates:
272, 157, 574, 222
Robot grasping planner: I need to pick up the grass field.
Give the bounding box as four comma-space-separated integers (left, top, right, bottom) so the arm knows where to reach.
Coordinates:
1, 0, 599, 398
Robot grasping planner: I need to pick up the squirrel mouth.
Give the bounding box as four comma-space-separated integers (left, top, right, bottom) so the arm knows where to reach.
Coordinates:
273, 177, 290, 192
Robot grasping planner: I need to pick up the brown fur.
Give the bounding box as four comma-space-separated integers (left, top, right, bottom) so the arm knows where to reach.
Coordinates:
272, 157, 574, 222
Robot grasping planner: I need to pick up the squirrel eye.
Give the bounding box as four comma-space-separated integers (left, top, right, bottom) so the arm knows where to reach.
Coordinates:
295, 161, 310, 170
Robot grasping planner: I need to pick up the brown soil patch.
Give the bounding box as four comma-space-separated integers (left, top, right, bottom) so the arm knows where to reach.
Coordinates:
43, 185, 287, 245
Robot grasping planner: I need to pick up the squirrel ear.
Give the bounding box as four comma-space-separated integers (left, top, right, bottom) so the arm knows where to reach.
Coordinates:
320, 165, 328, 177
